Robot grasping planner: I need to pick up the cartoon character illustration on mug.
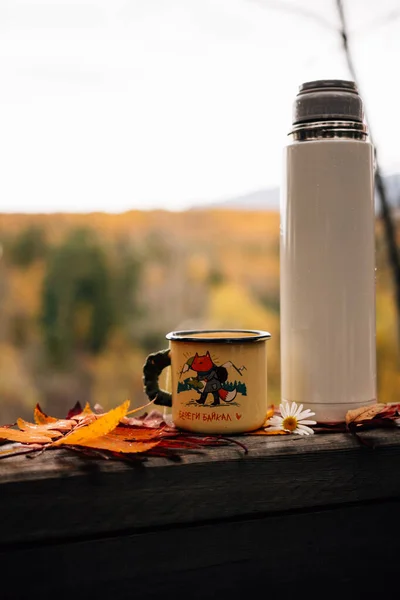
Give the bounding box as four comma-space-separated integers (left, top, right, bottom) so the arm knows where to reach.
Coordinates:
177, 350, 247, 408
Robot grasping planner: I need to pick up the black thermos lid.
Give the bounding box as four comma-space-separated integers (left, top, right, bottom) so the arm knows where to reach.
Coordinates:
293, 79, 364, 125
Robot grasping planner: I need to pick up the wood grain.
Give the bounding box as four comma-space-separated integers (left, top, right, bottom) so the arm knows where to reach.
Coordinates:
1, 430, 400, 546
2, 500, 399, 599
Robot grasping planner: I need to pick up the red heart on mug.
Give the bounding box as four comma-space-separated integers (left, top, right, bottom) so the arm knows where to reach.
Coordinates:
236, 413, 242, 420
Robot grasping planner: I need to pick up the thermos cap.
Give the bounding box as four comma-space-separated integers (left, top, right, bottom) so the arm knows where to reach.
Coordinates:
293, 79, 364, 125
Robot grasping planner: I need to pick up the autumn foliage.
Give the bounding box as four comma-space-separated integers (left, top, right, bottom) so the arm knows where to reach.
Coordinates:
2, 398, 400, 464
0, 211, 399, 426
0, 400, 250, 461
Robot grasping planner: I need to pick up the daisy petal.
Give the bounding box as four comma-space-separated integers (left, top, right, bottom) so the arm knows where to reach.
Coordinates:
297, 409, 316, 420
294, 403, 304, 418
264, 426, 284, 432
295, 426, 312, 435
297, 424, 315, 435
280, 401, 288, 417
292, 426, 302, 435
269, 416, 283, 427
284, 401, 291, 416
291, 401, 296, 415
298, 419, 317, 426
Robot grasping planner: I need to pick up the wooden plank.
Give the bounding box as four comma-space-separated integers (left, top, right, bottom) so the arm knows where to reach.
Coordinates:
1, 428, 399, 485
1, 430, 400, 545
1, 500, 399, 599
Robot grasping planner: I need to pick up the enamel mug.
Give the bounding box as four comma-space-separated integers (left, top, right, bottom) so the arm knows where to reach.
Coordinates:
143, 329, 271, 434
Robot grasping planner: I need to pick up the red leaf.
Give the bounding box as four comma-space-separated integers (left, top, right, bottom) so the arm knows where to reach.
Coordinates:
110, 426, 169, 441
122, 409, 169, 429
379, 403, 400, 419
72, 435, 160, 454
66, 401, 83, 420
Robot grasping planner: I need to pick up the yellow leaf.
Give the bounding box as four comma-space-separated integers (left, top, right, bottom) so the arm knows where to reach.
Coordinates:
266, 405, 275, 419
261, 405, 275, 427
34, 404, 57, 425
82, 402, 93, 415
0, 427, 53, 444
53, 400, 130, 446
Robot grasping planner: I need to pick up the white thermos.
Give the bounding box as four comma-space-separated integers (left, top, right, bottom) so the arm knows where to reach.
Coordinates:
280, 79, 376, 422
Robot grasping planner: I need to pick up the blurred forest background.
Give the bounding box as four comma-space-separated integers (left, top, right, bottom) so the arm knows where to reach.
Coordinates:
0, 208, 398, 423
0, 1, 400, 423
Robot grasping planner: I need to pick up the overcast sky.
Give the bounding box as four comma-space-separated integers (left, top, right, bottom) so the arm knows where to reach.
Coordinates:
0, 0, 399, 212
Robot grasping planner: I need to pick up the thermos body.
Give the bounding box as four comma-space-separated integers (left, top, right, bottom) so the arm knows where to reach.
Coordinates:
280, 80, 376, 422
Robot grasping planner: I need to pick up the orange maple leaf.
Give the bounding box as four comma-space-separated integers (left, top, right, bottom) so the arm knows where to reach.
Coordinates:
34, 404, 58, 425
250, 428, 289, 436
17, 418, 75, 436
0, 427, 53, 444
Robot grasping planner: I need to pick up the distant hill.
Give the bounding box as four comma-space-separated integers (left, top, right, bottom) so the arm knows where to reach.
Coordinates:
191, 172, 400, 212
199, 188, 280, 211
384, 172, 400, 206
190, 187, 279, 211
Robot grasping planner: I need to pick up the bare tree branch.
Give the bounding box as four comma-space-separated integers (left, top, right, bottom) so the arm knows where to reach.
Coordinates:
337, 0, 400, 357
248, 0, 337, 31
247, 0, 400, 354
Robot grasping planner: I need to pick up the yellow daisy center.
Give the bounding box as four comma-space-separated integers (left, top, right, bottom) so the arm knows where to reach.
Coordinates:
282, 415, 298, 432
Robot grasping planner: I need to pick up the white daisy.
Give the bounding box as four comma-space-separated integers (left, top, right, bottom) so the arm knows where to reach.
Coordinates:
267, 400, 317, 435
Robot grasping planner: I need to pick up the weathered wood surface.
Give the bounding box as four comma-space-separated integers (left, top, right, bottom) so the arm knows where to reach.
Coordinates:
2, 430, 400, 599
1, 502, 398, 598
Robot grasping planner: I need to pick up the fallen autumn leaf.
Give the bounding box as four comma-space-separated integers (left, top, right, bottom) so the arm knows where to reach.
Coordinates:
53, 400, 130, 446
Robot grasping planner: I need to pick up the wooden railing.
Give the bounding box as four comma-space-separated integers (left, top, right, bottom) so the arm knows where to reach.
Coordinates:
2, 429, 400, 599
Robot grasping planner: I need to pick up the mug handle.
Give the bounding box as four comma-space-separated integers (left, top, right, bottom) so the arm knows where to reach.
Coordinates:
142, 349, 173, 407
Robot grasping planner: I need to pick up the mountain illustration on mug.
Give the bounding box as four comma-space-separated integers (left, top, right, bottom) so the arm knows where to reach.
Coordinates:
177, 351, 247, 407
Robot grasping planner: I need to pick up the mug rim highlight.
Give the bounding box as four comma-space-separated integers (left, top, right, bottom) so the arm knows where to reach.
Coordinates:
166, 329, 271, 344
